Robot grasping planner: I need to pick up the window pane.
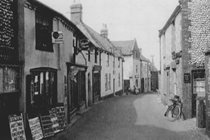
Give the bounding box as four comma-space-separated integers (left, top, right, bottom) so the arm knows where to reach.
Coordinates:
3, 68, 18, 92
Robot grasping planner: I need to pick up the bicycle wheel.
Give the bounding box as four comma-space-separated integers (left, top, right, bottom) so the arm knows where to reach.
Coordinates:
172, 105, 181, 119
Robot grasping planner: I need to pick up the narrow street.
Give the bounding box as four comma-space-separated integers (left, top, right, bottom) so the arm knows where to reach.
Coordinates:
53, 93, 209, 140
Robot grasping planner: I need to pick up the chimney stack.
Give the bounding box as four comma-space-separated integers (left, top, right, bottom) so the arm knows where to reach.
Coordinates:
100, 24, 108, 38
70, 0, 82, 24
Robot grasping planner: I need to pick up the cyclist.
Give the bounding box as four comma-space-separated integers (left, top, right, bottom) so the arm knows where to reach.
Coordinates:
164, 95, 181, 117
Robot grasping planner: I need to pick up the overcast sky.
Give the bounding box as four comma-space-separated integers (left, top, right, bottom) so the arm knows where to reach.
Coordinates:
40, 0, 179, 69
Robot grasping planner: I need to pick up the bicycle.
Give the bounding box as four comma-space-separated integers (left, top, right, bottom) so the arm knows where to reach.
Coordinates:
164, 95, 184, 121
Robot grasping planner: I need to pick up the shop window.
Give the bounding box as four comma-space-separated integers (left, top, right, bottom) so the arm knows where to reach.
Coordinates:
0, 67, 18, 93
35, 12, 53, 52
30, 69, 57, 112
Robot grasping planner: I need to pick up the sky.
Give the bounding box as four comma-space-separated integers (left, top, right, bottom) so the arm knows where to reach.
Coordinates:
40, 0, 179, 69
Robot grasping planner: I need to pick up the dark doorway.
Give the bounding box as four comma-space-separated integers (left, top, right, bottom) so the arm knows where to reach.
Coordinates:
141, 78, 144, 93
69, 70, 86, 115
93, 72, 100, 103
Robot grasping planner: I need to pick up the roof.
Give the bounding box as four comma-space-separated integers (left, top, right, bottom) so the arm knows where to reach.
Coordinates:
159, 5, 181, 37
112, 40, 136, 56
76, 22, 123, 57
140, 54, 149, 62
28, 0, 85, 38
31, 0, 122, 58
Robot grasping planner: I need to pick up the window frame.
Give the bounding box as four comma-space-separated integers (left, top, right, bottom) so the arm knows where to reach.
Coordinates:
0, 66, 19, 94
35, 11, 53, 52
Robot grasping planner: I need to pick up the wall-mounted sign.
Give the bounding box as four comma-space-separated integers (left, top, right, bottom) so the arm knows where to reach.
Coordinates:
9, 114, 26, 140
184, 73, 191, 83
52, 31, 64, 44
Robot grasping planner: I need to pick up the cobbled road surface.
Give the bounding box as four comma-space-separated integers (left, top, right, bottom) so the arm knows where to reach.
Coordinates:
53, 93, 209, 140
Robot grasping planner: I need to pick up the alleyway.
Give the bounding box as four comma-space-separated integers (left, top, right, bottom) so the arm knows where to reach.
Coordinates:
53, 93, 209, 140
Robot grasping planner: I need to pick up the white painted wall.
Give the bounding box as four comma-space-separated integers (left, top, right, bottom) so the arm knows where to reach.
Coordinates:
123, 56, 133, 80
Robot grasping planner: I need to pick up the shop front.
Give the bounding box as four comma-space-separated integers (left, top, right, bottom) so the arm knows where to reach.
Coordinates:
66, 63, 87, 122
26, 67, 58, 115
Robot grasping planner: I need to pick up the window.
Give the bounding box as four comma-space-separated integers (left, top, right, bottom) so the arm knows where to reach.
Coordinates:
35, 11, 53, 52
113, 57, 115, 68
0, 67, 18, 93
95, 49, 98, 63
118, 73, 120, 87
109, 73, 111, 90
88, 50, 91, 62
105, 73, 108, 91
107, 54, 109, 66
30, 69, 57, 111
136, 65, 138, 73
118, 58, 120, 68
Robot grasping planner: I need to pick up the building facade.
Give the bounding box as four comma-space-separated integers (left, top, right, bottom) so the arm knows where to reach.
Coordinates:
140, 55, 151, 93
70, 2, 124, 104
159, 0, 201, 119
113, 40, 141, 93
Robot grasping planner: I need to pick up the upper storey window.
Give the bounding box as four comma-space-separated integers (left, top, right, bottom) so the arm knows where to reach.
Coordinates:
35, 11, 53, 52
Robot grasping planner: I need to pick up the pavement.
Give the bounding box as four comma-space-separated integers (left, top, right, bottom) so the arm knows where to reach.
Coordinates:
52, 93, 210, 140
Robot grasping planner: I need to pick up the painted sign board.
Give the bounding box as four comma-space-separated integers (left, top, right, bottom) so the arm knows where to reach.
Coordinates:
28, 117, 43, 140
9, 114, 26, 140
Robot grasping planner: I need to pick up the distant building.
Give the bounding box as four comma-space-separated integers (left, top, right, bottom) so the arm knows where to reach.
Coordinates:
140, 54, 151, 93
113, 39, 141, 93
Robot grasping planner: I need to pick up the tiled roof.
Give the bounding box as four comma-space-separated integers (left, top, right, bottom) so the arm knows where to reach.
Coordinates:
75, 22, 122, 57
159, 5, 181, 37
140, 54, 149, 62
112, 40, 135, 56
151, 64, 158, 71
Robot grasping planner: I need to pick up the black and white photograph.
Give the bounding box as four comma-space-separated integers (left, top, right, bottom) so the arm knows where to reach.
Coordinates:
0, 0, 210, 139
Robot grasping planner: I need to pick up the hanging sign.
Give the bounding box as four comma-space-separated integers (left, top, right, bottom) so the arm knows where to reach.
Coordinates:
9, 114, 26, 140
28, 117, 43, 140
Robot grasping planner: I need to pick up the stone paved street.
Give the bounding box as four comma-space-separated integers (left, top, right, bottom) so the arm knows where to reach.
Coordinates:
52, 93, 210, 140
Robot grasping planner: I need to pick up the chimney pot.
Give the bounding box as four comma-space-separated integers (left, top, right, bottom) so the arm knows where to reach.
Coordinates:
100, 24, 108, 38
70, 3, 82, 24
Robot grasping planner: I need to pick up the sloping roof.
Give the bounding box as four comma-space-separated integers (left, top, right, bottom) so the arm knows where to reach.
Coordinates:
76, 22, 122, 57
30, 0, 85, 38
140, 54, 149, 62
159, 5, 181, 37
112, 40, 135, 56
